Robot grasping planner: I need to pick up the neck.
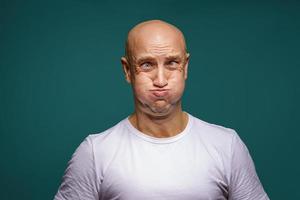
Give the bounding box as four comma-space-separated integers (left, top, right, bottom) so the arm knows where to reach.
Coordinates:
129, 105, 188, 138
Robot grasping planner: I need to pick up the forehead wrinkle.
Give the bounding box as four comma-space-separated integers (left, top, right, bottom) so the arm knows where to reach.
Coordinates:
148, 46, 174, 55
134, 49, 178, 61
134, 45, 184, 59
132, 42, 176, 58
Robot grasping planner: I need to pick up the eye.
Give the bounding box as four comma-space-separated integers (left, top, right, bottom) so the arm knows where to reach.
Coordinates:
140, 62, 154, 71
166, 60, 179, 69
169, 61, 177, 65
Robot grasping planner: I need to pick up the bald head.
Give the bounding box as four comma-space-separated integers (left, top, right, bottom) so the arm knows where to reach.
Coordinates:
121, 20, 189, 117
125, 20, 188, 60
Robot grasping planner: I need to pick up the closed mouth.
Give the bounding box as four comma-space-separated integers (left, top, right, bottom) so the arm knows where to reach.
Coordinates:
150, 89, 169, 97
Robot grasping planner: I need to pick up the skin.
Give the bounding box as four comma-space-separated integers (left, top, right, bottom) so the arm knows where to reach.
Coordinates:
121, 20, 190, 138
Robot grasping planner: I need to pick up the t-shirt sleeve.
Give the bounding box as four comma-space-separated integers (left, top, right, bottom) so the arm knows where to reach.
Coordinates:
228, 131, 269, 200
54, 136, 100, 200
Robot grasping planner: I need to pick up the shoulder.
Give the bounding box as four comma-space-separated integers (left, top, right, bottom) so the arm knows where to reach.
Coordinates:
89, 118, 128, 142
67, 119, 127, 165
189, 113, 238, 148
83, 118, 130, 158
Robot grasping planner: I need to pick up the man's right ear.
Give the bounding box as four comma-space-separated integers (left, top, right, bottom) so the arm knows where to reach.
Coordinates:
121, 57, 132, 83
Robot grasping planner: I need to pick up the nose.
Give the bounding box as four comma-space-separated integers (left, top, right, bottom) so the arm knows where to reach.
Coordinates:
153, 66, 168, 88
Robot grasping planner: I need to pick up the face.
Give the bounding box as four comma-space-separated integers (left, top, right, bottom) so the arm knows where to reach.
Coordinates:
122, 27, 189, 117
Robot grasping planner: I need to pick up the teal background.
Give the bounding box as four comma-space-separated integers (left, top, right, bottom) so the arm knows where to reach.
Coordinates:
1, 0, 299, 199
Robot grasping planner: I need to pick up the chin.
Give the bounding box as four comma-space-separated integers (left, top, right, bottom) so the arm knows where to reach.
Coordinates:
146, 103, 173, 117
136, 96, 181, 117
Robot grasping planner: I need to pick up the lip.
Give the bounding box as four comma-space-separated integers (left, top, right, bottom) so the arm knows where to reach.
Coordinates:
150, 89, 169, 97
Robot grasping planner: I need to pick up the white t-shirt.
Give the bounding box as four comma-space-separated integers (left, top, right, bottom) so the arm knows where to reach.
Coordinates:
54, 113, 269, 200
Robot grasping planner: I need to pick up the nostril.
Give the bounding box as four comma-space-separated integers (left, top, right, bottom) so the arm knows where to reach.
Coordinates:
153, 78, 168, 87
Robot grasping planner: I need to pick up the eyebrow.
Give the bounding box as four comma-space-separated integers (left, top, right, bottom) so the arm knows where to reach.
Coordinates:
165, 55, 183, 60
135, 56, 156, 64
135, 54, 183, 63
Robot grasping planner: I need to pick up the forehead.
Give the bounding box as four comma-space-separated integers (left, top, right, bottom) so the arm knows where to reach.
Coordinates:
131, 36, 185, 60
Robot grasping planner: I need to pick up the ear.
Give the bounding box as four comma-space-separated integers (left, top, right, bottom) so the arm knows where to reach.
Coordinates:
121, 56, 132, 83
184, 53, 190, 80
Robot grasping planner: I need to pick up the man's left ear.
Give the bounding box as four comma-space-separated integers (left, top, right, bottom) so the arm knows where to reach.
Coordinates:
184, 53, 190, 80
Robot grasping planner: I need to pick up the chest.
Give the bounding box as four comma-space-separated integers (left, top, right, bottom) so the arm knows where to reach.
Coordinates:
98, 141, 229, 200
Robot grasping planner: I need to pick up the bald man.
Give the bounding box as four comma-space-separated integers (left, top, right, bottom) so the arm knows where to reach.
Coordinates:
54, 20, 269, 200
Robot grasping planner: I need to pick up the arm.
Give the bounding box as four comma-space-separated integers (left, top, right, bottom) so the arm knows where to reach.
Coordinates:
228, 131, 269, 200
54, 136, 100, 200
